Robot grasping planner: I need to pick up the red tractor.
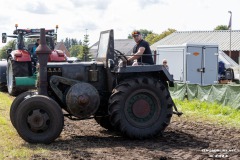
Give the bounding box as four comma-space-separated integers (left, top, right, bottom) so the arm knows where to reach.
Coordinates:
0, 24, 66, 95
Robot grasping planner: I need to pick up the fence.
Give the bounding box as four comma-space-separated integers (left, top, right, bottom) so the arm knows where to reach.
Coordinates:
169, 83, 240, 109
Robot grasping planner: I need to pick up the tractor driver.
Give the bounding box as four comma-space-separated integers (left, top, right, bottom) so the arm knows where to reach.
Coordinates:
31, 39, 40, 57
30, 39, 40, 73
127, 31, 154, 66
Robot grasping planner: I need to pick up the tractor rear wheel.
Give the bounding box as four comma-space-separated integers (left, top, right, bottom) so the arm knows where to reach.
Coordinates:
0, 60, 7, 92
10, 91, 37, 128
7, 59, 30, 96
108, 77, 173, 139
15, 95, 64, 144
0, 83, 7, 92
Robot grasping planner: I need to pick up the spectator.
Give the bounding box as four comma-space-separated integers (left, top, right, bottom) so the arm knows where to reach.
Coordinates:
218, 61, 226, 80
162, 59, 169, 70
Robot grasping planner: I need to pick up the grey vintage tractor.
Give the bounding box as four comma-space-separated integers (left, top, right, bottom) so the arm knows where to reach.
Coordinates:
10, 29, 181, 144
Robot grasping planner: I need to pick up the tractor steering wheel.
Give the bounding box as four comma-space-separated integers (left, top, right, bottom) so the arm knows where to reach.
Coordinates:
114, 49, 130, 67
114, 49, 128, 61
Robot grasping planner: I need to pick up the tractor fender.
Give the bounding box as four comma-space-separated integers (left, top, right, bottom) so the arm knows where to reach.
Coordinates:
116, 65, 174, 86
0, 60, 7, 83
48, 50, 66, 62
9, 50, 31, 62
160, 66, 174, 84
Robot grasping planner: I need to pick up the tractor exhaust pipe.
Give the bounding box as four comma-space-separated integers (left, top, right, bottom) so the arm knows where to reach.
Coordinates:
35, 28, 51, 95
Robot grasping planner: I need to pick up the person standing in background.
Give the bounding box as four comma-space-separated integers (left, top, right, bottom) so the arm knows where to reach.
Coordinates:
162, 59, 169, 71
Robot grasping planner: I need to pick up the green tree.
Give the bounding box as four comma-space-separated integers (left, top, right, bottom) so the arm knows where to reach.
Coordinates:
69, 45, 83, 57
145, 28, 176, 45
82, 34, 91, 61
214, 25, 228, 30
0, 40, 16, 59
25, 38, 36, 44
71, 38, 78, 46
128, 29, 153, 39
78, 40, 82, 45
62, 38, 71, 50
61, 38, 82, 50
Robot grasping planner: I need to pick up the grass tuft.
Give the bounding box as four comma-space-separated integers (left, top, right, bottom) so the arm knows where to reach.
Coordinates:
174, 98, 240, 128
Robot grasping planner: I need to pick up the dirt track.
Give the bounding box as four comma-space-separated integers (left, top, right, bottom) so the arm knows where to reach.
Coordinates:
30, 115, 240, 160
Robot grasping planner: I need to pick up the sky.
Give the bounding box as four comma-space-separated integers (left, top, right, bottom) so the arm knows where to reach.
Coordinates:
0, 0, 239, 47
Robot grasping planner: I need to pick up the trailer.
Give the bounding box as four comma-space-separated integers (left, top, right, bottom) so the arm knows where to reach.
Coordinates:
156, 43, 219, 85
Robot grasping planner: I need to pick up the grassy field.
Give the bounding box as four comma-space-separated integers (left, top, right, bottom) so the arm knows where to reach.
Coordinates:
0, 92, 239, 159
0, 92, 49, 159
174, 99, 240, 128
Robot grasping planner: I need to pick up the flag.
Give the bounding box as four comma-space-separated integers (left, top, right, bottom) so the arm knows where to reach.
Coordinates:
228, 13, 232, 30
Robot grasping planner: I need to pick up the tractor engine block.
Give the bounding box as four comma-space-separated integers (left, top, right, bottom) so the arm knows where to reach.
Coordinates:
50, 75, 100, 119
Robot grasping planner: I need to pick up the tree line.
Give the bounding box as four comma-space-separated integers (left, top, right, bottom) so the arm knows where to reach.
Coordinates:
128, 28, 177, 45
0, 25, 229, 60
61, 34, 91, 61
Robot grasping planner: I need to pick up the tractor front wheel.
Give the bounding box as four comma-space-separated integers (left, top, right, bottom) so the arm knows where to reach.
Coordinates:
10, 91, 37, 128
15, 95, 64, 144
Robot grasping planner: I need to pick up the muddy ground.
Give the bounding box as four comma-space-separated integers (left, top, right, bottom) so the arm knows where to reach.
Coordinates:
29, 115, 240, 160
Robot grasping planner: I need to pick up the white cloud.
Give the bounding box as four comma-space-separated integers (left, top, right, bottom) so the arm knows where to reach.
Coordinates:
137, 0, 167, 8
0, 0, 240, 48
70, 0, 111, 10
23, 2, 54, 14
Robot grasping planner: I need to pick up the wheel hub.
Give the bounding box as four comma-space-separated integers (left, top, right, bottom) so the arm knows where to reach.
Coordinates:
132, 99, 151, 118
127, 93, 156, 126
27, 109, 50, 132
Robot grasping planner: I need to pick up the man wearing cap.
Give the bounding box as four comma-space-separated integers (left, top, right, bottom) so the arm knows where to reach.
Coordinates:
127, 31, 154, 65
